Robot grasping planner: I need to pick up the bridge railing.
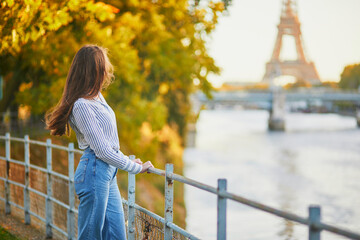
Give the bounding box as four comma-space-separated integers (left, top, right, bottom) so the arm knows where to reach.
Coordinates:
0, 133, 360, 240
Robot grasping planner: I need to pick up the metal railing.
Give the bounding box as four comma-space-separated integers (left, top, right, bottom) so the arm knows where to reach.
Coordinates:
147, 168, 360, 240
0, 132, 360, 240
0, 133, 195, 239
0, 133, 80, 238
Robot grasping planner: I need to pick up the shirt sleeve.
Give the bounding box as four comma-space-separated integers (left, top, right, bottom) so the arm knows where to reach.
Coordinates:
72, 101, 142, 174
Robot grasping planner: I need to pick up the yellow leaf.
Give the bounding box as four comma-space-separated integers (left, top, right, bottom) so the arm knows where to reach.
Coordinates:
159, 83, 169, 95
6, 0, 14, 7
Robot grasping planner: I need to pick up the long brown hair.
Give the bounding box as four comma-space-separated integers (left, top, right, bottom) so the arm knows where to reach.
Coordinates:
45, 44, 114, 136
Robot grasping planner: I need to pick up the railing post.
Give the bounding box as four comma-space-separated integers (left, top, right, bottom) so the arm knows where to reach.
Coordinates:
127, 155, 136, 240
46, 139, 53, 238
5, 132, 11, 214
164, 163, 174, 240
309, 205, 321, 240
67, 143, 75, 240
24, 135, 30, 224
217, 178, 227, 240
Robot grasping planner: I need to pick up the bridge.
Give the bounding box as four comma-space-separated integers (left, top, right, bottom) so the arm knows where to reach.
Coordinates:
195, 90, 360, 104
1, 133, 360, 239
192, 89, 360, 131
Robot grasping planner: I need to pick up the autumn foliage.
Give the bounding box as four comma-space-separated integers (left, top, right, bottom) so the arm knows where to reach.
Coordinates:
0, 0, 227, 227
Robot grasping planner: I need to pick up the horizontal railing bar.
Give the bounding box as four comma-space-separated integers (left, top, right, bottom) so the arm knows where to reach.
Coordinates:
148, 167, 165, 176
166, 222, 200, 240
28, 139, 47, 147
0, 177, 26, 188
28, 187, 47, 199
8, 136, 24, 142
220, 190, 360, 239
149, 168, 219, 195
0, 156, 5, 161
29, 210, 46, 222
220, 190, 308, 224
134, 203, 165, 224
2, 135, 84, 155
316, 221, 360, 240
9, 201, 25, 210
123, 198, 166, 224
49, 143, 81, 154
29, 164, 47, 173
49, 144, 70, 151
73, 149, 83, 154
49, 196, 69, 210
148, 167, 360, 240
170, 171, 218, 194
49, 170, 68, 180
8, 158, 25, 166
50, 223, 68, 237
0, 196, 5, 202
8, 179, 25, 188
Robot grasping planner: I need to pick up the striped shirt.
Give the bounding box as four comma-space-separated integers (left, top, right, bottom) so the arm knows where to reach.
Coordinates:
68, 92, 142, 174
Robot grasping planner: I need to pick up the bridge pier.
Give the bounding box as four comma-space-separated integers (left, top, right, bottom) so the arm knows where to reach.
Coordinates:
356, 106, 360, 127
268, 89, 286, 131
186, 123, 197, 148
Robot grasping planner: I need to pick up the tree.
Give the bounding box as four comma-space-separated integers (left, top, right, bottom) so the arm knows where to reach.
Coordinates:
0, 0, 117, 119
339, 63, 360, 90
1, 0, 227, 138
1, 0, 229, 227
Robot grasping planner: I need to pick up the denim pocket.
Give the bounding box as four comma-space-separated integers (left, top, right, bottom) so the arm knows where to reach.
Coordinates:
95, 158, 114, 182
74, 158, 89, 184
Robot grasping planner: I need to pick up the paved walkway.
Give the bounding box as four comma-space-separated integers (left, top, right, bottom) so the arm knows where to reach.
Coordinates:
0, 211, 45, 240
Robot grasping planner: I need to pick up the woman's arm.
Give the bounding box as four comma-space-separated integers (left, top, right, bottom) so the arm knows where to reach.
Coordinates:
72, 101, 142, 174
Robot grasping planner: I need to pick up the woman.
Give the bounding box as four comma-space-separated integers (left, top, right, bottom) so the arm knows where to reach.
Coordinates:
45, 44, 154, 239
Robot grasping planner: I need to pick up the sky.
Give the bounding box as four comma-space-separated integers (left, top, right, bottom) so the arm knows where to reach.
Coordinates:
205, 0, 360, 86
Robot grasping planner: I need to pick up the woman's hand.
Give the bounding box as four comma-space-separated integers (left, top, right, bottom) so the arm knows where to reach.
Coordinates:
133, 158, 143, 165
140, 161, 154, 173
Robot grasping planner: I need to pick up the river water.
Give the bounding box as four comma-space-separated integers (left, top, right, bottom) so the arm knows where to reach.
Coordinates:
183, 109, 360, 240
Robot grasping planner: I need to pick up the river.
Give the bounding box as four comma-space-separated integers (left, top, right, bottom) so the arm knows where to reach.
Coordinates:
183, 109, 360, 240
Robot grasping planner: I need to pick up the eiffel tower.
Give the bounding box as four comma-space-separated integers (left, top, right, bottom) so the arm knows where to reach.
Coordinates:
263, 0, 321, 84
